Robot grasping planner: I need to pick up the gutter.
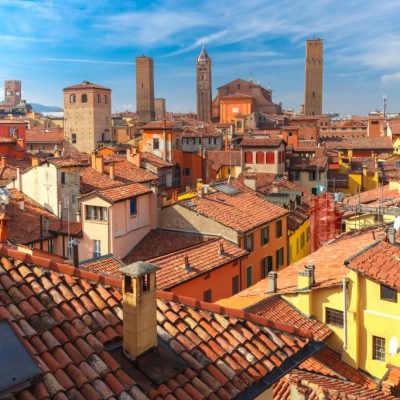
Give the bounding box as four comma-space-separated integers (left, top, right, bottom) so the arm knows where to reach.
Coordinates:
343, 239, 381, 266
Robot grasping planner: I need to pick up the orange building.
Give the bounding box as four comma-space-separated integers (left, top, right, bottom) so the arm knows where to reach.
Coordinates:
160, 180, 289, 290
219, 93, 253, 124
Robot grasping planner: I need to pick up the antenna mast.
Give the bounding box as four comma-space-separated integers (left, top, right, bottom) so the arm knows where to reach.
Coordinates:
383, 94, 387, 118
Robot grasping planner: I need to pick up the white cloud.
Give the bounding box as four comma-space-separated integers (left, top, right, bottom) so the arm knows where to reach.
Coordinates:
43, 57, 132, 65
381, 72, 400, 83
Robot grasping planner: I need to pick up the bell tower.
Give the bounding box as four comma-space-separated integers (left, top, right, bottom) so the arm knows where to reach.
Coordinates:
196, 46, 212, 122
304, 38, 323, 116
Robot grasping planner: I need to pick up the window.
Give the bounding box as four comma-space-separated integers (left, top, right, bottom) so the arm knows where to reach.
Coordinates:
276, 247, 284, 268
236, 120, 242, 129
307, 226, 311, 241
104, 95, 108, 103
291, 171, 300, 181
81, 94, 88, 103
71, 133, 77, 144
96, 94, 101, 103
208, 137, 217, 145
326, 307, 344, 328
153, 138, 160, 150
300, 232, 305, 248
261, 256, 273, 278
85, 205, 108, 222
309, 171, 317, 181
380, 285, 397, 302
130, 198, 137, 216
69, 94, 76, 103
61, 172, 66, 184
276, 220, 282, 238
261, 225, 269, 246
266, 152, 275, 164
244, 233, 254, 252
93, 240, 101, 258
48, 239, 53, 254
256, 151, 264, 164
183, 168, 191, 176
203, 289, 212, 302
373, 336, 386, 361
232, 276, 239, 295
244, 151, 253, 164
246, 266, 252, 288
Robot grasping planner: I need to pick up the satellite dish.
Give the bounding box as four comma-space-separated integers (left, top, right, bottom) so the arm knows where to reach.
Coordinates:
394, 216, 400, 231
389, 336, 399, 357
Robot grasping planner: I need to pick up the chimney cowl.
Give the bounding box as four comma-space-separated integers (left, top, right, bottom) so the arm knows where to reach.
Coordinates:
268, 271, 278, 293
184, 255, 191, 270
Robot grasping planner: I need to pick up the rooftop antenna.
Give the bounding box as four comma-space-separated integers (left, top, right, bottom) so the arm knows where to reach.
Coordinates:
249, 72, 253, 82
383, 94, 387, 118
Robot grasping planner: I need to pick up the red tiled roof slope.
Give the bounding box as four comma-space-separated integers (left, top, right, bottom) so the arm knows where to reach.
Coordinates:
0, 247, 321, 400
103, 160, 157, 184
247, 296, 331, 341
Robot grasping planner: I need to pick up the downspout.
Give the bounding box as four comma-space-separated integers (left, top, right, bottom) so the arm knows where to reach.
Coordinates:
343, 276, 348, 351
239, 258, 243, 292
108, 207, 112, 255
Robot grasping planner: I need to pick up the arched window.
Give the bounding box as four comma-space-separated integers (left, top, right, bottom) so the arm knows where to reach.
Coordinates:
69, 94, 76, 103
244, 151, 253, 164
266, 152, 275, 164
81, 94, 88, 103
256, 151, 264, 164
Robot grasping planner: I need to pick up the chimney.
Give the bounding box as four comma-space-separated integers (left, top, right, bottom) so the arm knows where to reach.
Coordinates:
268, 271, 278, 293
0, 156, 6, 168
298, 267, 313, 290
19, 200, 24, 211
0, 212, 9, 242
305, 264, 315, 286
54, 150, 60, 158
219, 241, 225, 256
91, 151, 104, 173
131, 148, 141, 168
388, 227, 396, 245
289, 377, 310, 400
118, 261, 160, 360
109, 163, 115, 180
16, 167, 22, 191
243, 173, 257, 191
31, 156, 39, 167
183, 255, 191, 270
71, 239, 80, 267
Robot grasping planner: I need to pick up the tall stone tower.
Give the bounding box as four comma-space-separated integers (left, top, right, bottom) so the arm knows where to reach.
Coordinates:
196, 47, 212, 122
63, 81, 112, 153
5, 80, 22, 106
136, 56, 155, 123
304, 38, 323, 116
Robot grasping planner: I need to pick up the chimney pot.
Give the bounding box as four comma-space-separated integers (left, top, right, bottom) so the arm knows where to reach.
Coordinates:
109, 163, 115, 180
19, 200, 24, 211
305, 264, 315, 285
184, 255, 190, 270
388, 227, 396, 245
0, 156, 6, 168
219, 241, 224, 256
268, 271, 278, 293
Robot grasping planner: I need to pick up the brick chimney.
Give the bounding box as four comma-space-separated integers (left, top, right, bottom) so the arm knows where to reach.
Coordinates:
0, 212, 9, 242
118, 261, 160, 360
0, 156, 6, 168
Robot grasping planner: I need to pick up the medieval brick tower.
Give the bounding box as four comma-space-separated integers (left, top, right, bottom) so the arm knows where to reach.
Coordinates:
5, 80, 22, 106
136, 56, 155, 124
196, 47, 212, 122
304, 38, 323, 116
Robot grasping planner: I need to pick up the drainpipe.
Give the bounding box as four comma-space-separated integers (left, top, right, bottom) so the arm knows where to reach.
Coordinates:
343, 276, 348, 351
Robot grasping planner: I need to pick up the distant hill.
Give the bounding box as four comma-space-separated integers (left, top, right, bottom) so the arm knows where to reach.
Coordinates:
30, 103, 63, 113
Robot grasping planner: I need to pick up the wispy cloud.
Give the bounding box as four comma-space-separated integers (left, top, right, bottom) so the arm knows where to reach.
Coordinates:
43, 57, 132, 65
381, 72, 400, 84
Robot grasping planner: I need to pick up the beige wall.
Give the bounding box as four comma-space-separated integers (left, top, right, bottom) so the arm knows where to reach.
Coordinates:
64, 87, 111, 153
160, 203, 238, 243
242, 144, 286, 175
254, 387, 273, 400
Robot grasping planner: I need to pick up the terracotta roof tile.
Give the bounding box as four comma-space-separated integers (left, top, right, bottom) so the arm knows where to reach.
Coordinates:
84, 182, 152, 203
123, 229, 214, 264
0, 245, 324, 400
80, 166, 121, 194
63, 81, 110, 91
26, 130, 64, 144
241, 136, 284, 147
179, 179, 288, 233
103, 160, 158, 184
347, 240, 400, 291
141, 152, 174, 169
247, 297, 332, 341
207, 150, 241, 172
325, 137, 393, 151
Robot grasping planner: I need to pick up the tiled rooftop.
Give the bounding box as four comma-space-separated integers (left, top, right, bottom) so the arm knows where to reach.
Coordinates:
123, 229, 214, 265
80, 166, 121, 194
63, 81, 110, 91
7, 190, 82, 245
241, 136, 283, 147
0, 246, 323, 399
141, 121, 183, 130
207, 150, 241, 172
290, 156, 327, 171
273, 370, 395, 399
179, 180, 288, 233
325, 137, 393, 150
45, 157, 85, 168
93, 182, 152, 203
343, 185, 400, 207
103, 160, 158, 184
26, 131, 64, 144
346, 240, 400, 291
232, 230, 379, 302
141, 152, 174, 169
246, 296, 332, 341
79, 254, 125, 277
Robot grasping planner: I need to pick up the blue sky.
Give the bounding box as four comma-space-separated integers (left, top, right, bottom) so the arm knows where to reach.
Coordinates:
1, 0, 400, 115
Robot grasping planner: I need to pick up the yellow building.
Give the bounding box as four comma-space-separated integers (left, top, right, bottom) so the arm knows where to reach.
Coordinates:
288, 216, 311, 264
393, 137, 400, 155
207, 150, 242, 180
218, 229, 400, 380
219, 93, 253, 124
